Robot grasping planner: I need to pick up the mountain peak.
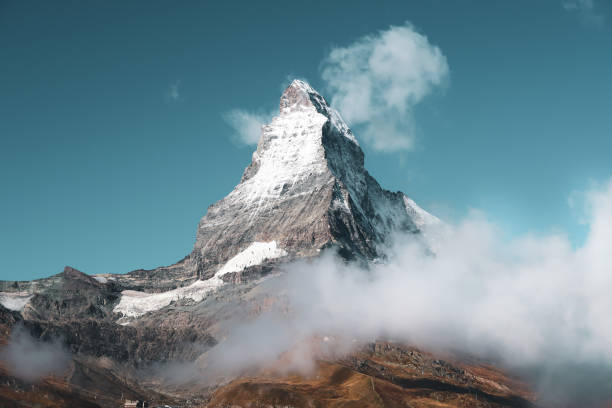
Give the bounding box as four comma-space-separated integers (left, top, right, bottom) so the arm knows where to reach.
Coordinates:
101, 80, 437, 290
279, 79, 325, 113
180, 81, 436, 280
277, 79, 357, 146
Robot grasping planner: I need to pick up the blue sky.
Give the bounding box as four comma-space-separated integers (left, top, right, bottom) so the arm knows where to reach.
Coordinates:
1, 0, 611, 280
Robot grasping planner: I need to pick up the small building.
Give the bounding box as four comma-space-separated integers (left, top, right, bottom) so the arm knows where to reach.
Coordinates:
123, 400, 149, 408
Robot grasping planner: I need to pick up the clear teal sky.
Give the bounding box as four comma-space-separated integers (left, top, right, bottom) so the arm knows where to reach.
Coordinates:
1, 0, 611, 281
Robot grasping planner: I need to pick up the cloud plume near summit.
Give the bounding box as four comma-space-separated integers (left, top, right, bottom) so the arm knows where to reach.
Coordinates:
321, 23, 448, 152
198, 178, 612, 406
224, 109, 274, 145
225, 23, 448, 152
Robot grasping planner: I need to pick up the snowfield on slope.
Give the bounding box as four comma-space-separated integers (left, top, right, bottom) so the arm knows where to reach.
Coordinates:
0, 292, 33, 312
113, 241, 287, 320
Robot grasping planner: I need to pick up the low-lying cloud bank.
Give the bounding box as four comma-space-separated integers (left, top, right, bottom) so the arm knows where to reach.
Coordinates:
200, 178, 612, 406
0, 325, 71, 382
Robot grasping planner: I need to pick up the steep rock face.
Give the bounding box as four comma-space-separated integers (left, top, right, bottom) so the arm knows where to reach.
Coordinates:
20, 319, 216, 365
186, 79, 436, 280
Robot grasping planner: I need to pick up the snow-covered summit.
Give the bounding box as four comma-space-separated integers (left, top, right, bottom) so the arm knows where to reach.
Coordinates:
279, 79, 318, 112
278, 79, 357, 145
237, 79, 361, 200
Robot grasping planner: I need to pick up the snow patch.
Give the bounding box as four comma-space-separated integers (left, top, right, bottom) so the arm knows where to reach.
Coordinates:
113, 241, 286, 320
0, 292, 33, 312
93, 276, 107, 283
114, 278, 224, 320
216, 241, 287, 276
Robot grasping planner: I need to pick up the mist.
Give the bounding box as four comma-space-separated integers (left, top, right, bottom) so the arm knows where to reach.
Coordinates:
193, 178, 612, 406
0, 325, 71, 382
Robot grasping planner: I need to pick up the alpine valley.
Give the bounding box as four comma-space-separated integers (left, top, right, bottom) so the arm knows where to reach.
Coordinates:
0, 81, 536, 407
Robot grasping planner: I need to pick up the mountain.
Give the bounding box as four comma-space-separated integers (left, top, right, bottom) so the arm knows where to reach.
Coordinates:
188, 80, 437, 275
112, 79, 437, 293
0, 80, 535, 408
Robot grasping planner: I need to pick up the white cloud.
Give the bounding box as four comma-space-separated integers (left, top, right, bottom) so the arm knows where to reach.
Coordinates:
224, 24, 448, 152
563, 0, 605, 27
0, 326, 70, 382
321, 23, 449, 152
564, 0, 593, 12
223, 109, 273, 146
198, 177, 612, 405
167, 80, 182, 102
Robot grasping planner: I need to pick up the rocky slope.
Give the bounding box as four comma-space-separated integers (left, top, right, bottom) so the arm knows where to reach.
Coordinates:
209, 342, 536, 408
